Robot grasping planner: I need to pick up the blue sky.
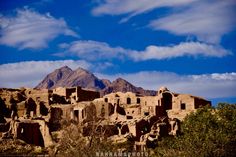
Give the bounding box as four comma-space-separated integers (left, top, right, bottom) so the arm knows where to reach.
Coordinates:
0, 0, 236, 105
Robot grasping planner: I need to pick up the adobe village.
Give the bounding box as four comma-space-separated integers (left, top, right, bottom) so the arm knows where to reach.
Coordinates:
0, 66, 211, 155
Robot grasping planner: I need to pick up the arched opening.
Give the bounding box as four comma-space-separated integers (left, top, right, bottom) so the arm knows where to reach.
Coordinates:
18, 123, 44, 147
127, 97, 131, 104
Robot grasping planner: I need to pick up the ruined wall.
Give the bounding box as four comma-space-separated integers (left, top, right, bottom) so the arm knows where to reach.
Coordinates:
72, 102, 97, 123
25, 88, 51, 107
125, 105, 141, 119
53, 87, 100, 103
52, 104, 73, 119
93, 100, 114, 119
52, 87, 67, 97
9, 120, 53, 147
172, 94, 195, 111
103, 92, 142, 106
24, 88, 51, 118
76, 87, 100, 102
16, 101, 26, 117
16, 122, 44, 146
0, 88, 26, 109
194, 97, 211, 109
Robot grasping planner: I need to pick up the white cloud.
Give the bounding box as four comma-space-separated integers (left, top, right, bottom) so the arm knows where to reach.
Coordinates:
58, 40, 231, 61
130, 42, 232, 61
58, 40, 128, 61
149, 0, 236, 44
92, 0, 236, 44
0, 60, 91, 88
96, 71, 236, 99
0, 8, 77, 49
0, 60, 235, 99
92, 0, 196, 16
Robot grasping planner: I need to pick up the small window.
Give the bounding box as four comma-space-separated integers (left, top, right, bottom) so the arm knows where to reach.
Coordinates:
137, 98, 141, 104
127, 97, 131, 104
181, 103, 186, 110
104, 98, 108, 102
127, 116, 133, 119
144, 112, 149, 116
74, 110, 79, 119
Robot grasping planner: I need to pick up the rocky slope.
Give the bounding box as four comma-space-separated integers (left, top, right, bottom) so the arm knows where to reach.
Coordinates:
35, 66, 156, 96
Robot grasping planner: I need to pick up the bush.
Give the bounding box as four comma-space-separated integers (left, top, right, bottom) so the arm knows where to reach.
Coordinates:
54, 123, 134, 157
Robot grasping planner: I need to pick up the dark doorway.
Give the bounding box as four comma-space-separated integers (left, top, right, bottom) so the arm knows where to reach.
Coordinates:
156, 106, 166, 117
181, 103, 186, 110
18, 123, 44, 147
26, 98, 36, 116
74, 110, 79, 121
40, 102, 48, 116
127, 98, 131, 104
104, 98, 108, 102
162, 93, 172, 110
137, 98, 141, 104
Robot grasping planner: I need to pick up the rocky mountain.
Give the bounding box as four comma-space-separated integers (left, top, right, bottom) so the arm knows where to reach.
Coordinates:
101, 78, 156, 96
35, 66, 156, 96
36, 66, 73, 89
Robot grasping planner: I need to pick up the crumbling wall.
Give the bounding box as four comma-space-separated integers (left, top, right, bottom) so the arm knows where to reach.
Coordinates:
93, 101, 114, 119
102, 92, 143, 106
49, 107, 63, 131
125, 106, 141, 119
194, 97, 211, 109
7, 120, 53, 147
76, 87, 100, 102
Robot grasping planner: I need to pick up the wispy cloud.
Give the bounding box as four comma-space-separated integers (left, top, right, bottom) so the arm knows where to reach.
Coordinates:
0, 8, 77, 49
130, 42, 231, 61
92, 0, 196, 19
96, 71, 236, 99
92, 0, 236, 44
149, 0, 236, 44
58, 40, 231, 61
0, 60, 91, 88
57, 40, 127, 61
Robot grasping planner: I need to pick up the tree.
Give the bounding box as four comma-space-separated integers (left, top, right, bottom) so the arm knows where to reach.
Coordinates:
152, 103, 236, 157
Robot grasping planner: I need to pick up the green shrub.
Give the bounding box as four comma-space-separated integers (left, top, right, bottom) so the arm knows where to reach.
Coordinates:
152, 103, 236, 157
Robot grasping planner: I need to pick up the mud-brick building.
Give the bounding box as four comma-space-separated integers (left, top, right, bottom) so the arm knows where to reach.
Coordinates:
94, 87, 211, 121
52, 86, 100, 103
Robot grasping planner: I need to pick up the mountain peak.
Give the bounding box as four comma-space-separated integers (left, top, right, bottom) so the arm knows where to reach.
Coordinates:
36, 66, 156, 96
115, 77, 128, 82
75, 67, 89, 72
35, 65, 73, 89
56, 65, 72, 72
